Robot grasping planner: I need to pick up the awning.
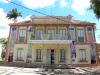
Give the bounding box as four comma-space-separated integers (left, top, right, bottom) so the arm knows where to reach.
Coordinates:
30, 40, 72, 44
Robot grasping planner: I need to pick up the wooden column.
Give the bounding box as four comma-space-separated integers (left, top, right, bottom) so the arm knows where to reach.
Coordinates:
26, 25, 28, 43
93, 26, 96, 42
75, 26, 77, 42
66, 25, 69, 39
34, 25, 36, 40
84, 26, 87, 43
95, 43, 99, 65
44, 25, 46, 34
56, 24, 58, 34
16, 26, 19, 43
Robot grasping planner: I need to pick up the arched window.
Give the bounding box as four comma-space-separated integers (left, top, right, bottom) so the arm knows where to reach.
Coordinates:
69, 26, 75, 40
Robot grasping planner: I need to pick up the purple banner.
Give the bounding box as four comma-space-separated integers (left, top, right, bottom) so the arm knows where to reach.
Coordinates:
71, 40, 76, 53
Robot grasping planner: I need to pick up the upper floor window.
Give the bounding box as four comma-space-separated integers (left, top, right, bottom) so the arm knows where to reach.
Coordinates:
48, 29, 55, 40
77, 29, 84, 42
19, 29, 26, 42
36, 29, 43, 40
59, 29, 66, 40
69, 26, 75, 40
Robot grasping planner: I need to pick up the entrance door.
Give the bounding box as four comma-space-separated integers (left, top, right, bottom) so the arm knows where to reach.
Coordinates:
47, 49, 54, 64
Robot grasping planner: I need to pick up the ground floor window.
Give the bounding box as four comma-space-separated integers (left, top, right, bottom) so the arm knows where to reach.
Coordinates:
17, 48, 24, 60
79, 49, 86, 61
60, 49, 66, 61
36, 49, 41, 61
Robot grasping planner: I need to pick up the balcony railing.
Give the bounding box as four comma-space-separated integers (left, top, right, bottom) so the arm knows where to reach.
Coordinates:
35, 34, 67, 40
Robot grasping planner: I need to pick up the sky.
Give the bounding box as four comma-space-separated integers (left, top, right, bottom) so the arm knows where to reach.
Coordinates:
0, 0, 100, 43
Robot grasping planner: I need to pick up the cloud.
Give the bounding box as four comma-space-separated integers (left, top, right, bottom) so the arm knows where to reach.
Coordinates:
60, 0, 68, 8
18, 0, 57, 9
0, 29, 9, 38
71, 0, 90, 15
0, 0, 11, 3
0, 8, 31, 38
0, 8, 12, 28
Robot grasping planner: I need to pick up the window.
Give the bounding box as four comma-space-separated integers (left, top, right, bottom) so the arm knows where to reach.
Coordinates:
48, 29, 55, 40
19, 29, 26, 42
60, 49, 66, 61
77, 29, 84, 42
17, 48, 24, 60
36, 29, 43, 40
60, 29, 66, 40
36, 49, 41, 61
69, 26, 75, 40
79, 49, 86, 61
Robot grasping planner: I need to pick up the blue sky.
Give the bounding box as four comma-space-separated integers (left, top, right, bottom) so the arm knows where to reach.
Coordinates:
0, 0, 100, 43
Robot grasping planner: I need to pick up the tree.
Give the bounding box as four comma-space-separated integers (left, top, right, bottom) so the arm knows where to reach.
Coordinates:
6, 8, 22, 22
89, 0, 100, 20
0, 38, 8, 60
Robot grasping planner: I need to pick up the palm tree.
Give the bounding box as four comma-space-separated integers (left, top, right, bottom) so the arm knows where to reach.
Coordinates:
6, 8, 22, 22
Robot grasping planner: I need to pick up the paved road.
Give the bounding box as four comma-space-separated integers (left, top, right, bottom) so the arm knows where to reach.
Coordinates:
0, 66, 40, 75
0, 66, 100, 75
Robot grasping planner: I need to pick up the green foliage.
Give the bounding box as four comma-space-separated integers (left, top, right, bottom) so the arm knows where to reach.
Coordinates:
0, 38, 8, 59
6, 8, 22, 21
89, 0, 100, 20
1, 52, 5, 60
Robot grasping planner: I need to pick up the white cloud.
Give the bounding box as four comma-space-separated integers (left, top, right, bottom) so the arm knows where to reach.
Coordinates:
60, 0, 68, 8
0, 8, 31, 38
71, 0, 90, 15
0, 8, 12, 28
0, 29, 9, 38
18, 0, 57, 9
0, 0, 11, 3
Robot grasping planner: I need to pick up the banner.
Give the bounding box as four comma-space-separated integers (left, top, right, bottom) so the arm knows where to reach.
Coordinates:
86, 26, 94, 43
71, 40, 76, 53
9, 26, 17, 51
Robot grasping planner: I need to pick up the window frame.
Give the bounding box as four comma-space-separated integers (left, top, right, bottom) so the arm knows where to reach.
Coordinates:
69, 26, 75, 40
18, 29, 26, 42
36, 49, 42, 61
77, 29, 84, 42
36, 29, 43, 40
79, 49, 86, 61
60, 49, 66, 61
17, 48, 24, 60
59, 29, 67, 40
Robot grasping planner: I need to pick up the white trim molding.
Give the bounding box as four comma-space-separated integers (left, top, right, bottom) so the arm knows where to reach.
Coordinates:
30, 40, 72, 44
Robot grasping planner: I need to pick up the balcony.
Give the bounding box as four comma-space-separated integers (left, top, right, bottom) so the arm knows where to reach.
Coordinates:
30, 34, 72, 44
36, 34, 67, 40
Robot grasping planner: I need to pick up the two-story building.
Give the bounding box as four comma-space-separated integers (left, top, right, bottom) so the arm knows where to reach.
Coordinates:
5, 15, 96, 66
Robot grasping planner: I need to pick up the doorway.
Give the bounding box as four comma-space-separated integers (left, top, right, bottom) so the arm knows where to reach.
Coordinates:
47, 49, 55, 64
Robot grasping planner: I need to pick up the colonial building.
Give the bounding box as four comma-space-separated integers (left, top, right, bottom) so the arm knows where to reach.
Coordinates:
5, 15, 96, 66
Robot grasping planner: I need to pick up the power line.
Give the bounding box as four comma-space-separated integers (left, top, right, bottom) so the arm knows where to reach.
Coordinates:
6, 0, 72, 24
6, 0, 100, 31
